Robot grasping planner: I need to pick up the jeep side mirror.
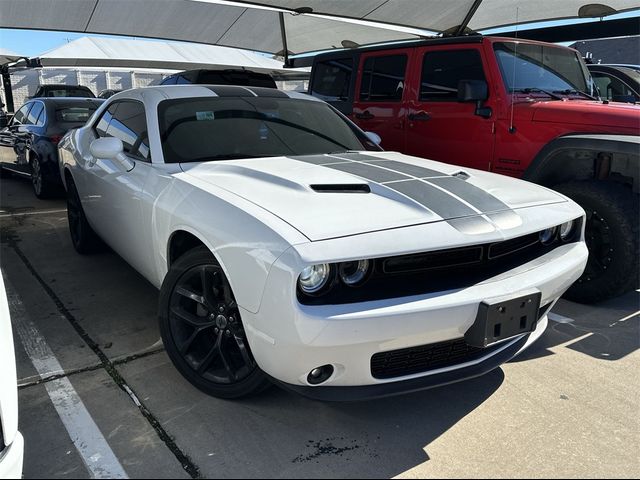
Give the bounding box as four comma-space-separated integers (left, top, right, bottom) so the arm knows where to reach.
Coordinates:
458, 80, 492, 119
458, 80, 488, 102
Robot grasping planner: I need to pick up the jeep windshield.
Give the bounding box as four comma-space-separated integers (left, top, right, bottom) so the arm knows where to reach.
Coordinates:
158, 96, 379, 163
494, 42, 595, 98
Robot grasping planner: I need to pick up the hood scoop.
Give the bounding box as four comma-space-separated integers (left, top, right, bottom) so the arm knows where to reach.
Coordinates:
310, 184, 371, 193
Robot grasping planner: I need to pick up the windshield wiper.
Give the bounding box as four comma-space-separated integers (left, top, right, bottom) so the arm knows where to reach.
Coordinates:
553, 89, 598, 101
515, 88, 563, 100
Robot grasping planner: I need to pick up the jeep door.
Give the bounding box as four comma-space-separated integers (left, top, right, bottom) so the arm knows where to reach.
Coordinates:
352, 49, 411, 152
404, 45, 496, 171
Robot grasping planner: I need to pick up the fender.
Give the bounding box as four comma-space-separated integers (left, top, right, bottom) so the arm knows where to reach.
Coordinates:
524, 134, 640, 191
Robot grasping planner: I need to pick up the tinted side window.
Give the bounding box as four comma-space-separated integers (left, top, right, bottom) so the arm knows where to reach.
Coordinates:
95, 103, 119, 137
592, 72, 635, 101
311, 58, 353, 101
175, 75, 192, 84
26, 102, 44, 125
106, 102, 150, 161
160, 75, 177, 85
359, 55, 407, 102
421, 50, 486, 101
12, 104, 32, 124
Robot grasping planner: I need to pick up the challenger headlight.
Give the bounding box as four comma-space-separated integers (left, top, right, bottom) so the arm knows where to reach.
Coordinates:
539, 227, 557, 245
339, 260, 371, 286
298, 264, 331, 294
559, 220, 576, 242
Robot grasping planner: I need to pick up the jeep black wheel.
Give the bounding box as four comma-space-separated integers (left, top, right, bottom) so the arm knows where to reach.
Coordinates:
555, 181, 639, 304
159, 246, 271, 398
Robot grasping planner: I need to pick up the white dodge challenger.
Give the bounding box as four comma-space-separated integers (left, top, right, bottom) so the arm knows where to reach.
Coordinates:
58, 85, 588, 400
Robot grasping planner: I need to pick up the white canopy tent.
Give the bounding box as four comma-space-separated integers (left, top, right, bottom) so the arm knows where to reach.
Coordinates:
17, 36, 309, 79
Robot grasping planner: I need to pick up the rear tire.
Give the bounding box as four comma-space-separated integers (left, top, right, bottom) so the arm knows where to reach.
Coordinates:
159, 246, 271, 399
66, 176, 102, 254
554, 181, 639, 304
30, 156, 55, 199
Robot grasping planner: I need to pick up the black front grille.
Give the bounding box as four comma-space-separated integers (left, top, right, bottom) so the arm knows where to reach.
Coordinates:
371, 338, 505, 380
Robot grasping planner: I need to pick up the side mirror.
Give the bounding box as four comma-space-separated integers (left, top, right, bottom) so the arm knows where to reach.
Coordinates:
90, 137, 123, 159
365, 131, 382, 146
16, 125, 29, 134
458, 80, 488, 102
458, 80, 491, 119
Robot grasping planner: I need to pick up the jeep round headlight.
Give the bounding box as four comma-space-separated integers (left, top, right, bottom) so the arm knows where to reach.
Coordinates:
559, 220, 576, 241
339, 260, 371, 286
298, 264, 331, 294
539, 227, 557, 245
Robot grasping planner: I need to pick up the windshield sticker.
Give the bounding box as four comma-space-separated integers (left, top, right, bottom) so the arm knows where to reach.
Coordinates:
196, 111, 215, 121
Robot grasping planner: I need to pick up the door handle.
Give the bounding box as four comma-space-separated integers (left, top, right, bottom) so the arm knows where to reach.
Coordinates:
355, 111, 375, 120
408, 111, 431, 121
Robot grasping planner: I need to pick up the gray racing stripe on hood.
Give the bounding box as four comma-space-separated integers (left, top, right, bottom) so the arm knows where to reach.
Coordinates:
428, 176, 510, 213
328, 161, 411, 183
391, 180, 477, 218
292, 153, 511, 221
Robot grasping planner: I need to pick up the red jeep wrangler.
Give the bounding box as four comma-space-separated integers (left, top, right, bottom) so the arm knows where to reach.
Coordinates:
309, 36, 639, 303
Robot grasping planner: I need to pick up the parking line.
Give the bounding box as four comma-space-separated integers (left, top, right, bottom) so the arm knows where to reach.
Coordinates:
4, 276, 129, 480
0, 209, 68, 218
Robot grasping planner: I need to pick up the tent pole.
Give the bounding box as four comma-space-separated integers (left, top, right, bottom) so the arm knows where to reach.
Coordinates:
455, 0, 484, 36
279, 12, 291, 67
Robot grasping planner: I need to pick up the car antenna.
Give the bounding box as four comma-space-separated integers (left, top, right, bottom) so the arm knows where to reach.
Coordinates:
509, 7, 519, 134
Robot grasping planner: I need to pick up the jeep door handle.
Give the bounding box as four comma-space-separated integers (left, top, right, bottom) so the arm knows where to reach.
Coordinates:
355, 111, 375, 120
408, 111, 431, 121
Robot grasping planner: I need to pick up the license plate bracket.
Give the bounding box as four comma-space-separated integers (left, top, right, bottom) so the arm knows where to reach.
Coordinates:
465, 290, 542, 348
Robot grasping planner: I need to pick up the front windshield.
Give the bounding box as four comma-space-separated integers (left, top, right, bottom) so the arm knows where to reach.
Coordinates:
494, 42, 594, 95
158, 96, 375, 163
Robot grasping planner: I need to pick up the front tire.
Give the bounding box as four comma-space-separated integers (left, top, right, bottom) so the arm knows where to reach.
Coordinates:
159, 247, 271, 399
555, 181, 639, 304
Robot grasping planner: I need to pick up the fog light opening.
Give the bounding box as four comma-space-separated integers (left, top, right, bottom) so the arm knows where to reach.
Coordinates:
307, 365, 334, 385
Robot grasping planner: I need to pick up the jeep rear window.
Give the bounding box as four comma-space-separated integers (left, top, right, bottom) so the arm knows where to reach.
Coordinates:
158, 96, 378, 163
420, 50, 486, 101
359, 55, 407, 102
494, 42, 589, 93
311, 58, 353, 101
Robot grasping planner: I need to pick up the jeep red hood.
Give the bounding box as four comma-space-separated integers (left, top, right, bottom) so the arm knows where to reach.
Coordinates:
531, 100, 640, 130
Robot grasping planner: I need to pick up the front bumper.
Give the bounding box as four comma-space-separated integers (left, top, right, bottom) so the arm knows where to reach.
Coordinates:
243, 241, 588, 398
0, 432, 24, 479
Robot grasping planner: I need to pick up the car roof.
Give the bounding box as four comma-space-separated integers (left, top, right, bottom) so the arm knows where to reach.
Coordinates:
124, 84, 322, 102
30, 97, 104, 106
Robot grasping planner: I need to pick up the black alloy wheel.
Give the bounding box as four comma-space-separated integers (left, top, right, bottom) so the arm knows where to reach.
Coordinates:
30, 156, 45, 198
159, 247, 270, 398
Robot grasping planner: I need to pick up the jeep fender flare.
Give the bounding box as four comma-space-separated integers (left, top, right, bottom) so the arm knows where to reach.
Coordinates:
523, 134, 640, 192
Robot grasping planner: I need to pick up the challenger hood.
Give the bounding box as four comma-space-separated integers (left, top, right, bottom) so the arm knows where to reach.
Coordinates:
531, 100, 640, 129
180, 152, 566, 241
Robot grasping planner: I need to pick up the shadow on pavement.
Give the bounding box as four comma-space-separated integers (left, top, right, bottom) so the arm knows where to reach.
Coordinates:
512, 290, 639, 363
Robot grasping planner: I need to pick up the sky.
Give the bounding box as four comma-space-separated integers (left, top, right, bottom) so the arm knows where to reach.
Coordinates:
0, 8, 638, 58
